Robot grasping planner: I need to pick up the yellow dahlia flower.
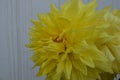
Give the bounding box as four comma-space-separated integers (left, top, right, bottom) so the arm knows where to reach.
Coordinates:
26, 0, 120, 80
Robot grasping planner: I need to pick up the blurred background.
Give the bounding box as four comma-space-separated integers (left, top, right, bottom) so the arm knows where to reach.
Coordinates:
0, 0, 120, 80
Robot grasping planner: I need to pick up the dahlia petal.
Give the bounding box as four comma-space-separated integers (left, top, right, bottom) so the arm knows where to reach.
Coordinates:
64, 57, 72, 79
56, 61, 64, 74
100, 45, 115, 62
94, 60, 113, 73
112, 61, 120, 72
50, 4, 58, 15
71, 68, 78, 80
46, 69, 57, 80
84, 0, 97, 17
72, 58, 87, 75
87, 46, 108, 61
64, 0, 81, 17
87, 69, 101, 80
80, 55, 95, 68
36, 59, 57, 77
100, 73, 116, 80
71, 68, 85, 80
108, 44, 120, 60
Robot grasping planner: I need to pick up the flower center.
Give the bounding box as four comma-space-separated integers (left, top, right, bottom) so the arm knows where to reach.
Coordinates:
53, 36, 63, 43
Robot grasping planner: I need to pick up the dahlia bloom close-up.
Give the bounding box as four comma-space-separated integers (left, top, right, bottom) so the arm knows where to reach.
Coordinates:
26, 0, 120, 80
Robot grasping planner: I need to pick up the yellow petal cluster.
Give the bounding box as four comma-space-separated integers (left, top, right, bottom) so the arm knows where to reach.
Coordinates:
26, 0, 120, 80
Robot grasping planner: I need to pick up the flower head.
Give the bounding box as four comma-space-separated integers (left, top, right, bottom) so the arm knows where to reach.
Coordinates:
26, 0, 120, 80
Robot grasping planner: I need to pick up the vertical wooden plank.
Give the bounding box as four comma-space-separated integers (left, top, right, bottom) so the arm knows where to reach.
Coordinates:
0, 0, 13, 80
15, 0, 36, 80
16, 0, 33, 80
7, 0, 19, 79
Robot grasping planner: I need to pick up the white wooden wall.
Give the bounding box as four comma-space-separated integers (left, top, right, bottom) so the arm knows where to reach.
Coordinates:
0, 0, 120, 80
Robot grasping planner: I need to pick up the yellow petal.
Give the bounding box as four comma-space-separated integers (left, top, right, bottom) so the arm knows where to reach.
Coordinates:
80, 55, 95, 68
72, 59, 87, 75
62, 0, 84, 19
64, 57, 72, 79
100, 45, 115, 62
36, 59, 57, 77
94, 60, 113, 73
71, 68, 85, 80
87, 68, 101, 80
108, 44, 120, 60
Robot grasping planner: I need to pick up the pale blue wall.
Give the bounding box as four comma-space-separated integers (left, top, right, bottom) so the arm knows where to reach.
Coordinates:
0, 0, 120, 80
